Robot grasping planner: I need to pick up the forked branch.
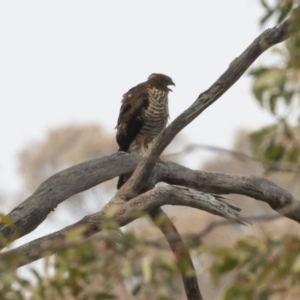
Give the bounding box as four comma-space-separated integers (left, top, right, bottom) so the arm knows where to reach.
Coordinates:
0, 186, 242, 273
120, 18, 291, 197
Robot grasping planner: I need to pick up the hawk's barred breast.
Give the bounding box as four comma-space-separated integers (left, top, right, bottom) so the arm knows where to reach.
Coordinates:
129, 87, 169, 153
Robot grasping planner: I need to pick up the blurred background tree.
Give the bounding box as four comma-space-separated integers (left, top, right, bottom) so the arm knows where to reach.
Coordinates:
17, 123, 118, 218
18, 123, 117, 193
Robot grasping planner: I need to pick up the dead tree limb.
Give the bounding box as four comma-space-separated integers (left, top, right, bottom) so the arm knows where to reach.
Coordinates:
149, 208, 203, 300
1, 152, 298, 249
0, 186, 242, 273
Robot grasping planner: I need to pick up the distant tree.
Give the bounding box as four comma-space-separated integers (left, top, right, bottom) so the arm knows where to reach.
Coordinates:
19, 123, 117, 193
18, 124, 117, 217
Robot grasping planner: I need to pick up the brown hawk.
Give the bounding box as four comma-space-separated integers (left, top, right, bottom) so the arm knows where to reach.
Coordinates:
115, 73, 175, 189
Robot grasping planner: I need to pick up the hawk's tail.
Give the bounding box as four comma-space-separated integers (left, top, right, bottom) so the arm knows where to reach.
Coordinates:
117, 148, 129, 189
117, 175, 127, 190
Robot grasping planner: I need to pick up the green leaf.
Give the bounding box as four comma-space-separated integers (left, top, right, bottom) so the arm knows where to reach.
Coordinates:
277, 11, 287, 24
251, 67, 285, 110
50, 281, 64, 297
222, 285, 252, 300
264, 143, 285, 161
142, 257, 152, 283
277, 0, 293, 24
249, 254, 267, 273
219, 256, 239, 273
249, 67, 269, 76
250, 127, 276, 158
0, 214, 15, 228
259, 289, 270, 300
266, 237, 281, 249
94, 292, 116, 299
260, 10, 275, 25
283, 91, 294, 105
132, 283, 142, 296
288, 147, 300, 162
255, 263, 273, 285
292, 254, 300, 272
157, 255, 177, 274
269, 94, 277, 114
260, 0, 271, 10
282, 119, 293, 138
211, 256, 238, 285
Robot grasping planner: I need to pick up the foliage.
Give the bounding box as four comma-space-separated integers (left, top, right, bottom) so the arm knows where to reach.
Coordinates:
249, 124, 300, 171
2, 225, 300, 300
259, 0, 298, 25
199, 234, 300, 300
250, 0, 300, 168
0, 228, 184, 300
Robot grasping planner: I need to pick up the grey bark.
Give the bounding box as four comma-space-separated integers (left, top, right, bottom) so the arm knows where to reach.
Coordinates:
0, 186, 243, 273
1, 153, 299, 248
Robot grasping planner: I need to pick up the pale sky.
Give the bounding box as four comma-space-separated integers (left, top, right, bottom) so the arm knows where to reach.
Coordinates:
1, 0, 275, 197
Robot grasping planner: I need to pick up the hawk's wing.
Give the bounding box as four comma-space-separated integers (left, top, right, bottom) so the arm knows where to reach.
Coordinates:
116, 84, 149, 152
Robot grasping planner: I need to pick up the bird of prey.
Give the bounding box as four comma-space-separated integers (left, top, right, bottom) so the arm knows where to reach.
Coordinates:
115, 73, 175, 189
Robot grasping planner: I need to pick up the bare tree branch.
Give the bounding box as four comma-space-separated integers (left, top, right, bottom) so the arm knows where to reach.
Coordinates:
1, 152, 299, 248
0, 186, 242, 273
0, 153, 139, 246
163, 143, 300, 173
163, 161, 300, 222
149, 208, 203, 300
144, 213, 282, 251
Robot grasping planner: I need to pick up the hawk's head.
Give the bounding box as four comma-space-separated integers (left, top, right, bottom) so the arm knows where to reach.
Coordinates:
147, 73, 175, 91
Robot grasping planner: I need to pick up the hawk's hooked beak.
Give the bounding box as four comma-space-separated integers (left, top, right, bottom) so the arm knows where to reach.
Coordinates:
168, 81, 176, 92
